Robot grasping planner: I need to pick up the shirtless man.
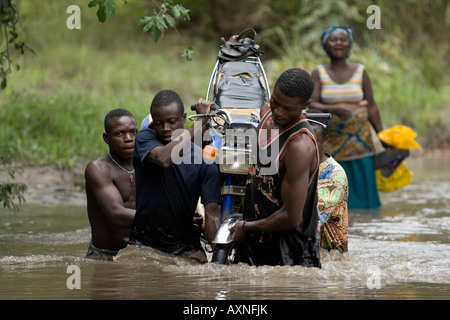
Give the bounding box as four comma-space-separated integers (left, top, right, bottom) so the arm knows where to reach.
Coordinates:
85, 108, 138, 260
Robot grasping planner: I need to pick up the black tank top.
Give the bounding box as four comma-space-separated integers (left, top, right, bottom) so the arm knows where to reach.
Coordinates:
235, 108, 321, 267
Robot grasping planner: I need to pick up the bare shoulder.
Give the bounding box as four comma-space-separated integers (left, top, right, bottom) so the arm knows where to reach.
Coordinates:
85, 156, 110, 182
86, 156, 106, 173
279, 132, 317, 188
310, 67, 320, 79
260, 103, 270, 117
290, 132, 316, 154
284, 133, 317, 168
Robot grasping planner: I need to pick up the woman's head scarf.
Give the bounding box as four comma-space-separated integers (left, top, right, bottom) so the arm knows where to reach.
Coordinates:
321, 25, 354, 56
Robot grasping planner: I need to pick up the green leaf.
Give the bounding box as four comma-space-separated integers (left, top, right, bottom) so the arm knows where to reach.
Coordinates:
151, 27, 161, 42
88, 0, 100, 8
182, 46, 194, 61
138, 16, 152, 26
139, 16, 155, 32
155, 15, 167, 32
172, 5, 180, 18
177, 6, 190, 21
91, 0, 116, 22
104, 6, 115, 18
164, 14, 176, 28
104, 0, 115, 17
97, 6, 107, 23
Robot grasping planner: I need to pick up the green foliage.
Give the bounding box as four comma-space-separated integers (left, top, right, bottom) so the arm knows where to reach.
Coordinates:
88, 0, 119, 23
0, 182, 27, 209
262, 0, 366, 58
182, 46, 194, 61
0, 146, 27, 209
0, 0, 33, 90
138, 0, 190, 42
89, 0, 192, 60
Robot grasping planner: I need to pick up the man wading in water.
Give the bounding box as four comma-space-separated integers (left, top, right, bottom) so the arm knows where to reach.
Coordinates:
85, 108, 138, 261
232, 68, 321, 267
128, 90, 222, 263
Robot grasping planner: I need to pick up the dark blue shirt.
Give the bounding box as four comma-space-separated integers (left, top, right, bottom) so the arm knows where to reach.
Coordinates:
129, 128, 222, 254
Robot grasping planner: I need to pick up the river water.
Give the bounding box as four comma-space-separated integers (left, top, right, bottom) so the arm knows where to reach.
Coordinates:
0, 153, 449, 302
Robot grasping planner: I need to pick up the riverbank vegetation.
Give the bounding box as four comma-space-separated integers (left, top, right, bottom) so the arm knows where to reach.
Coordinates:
0, 0, 449, 169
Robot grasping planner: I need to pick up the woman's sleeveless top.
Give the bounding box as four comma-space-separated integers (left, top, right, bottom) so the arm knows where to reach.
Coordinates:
318, 64, 375, 160
318, 64, 364, 104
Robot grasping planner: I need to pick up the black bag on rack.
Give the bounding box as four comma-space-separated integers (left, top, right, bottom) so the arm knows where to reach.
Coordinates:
218, 28, 264, 62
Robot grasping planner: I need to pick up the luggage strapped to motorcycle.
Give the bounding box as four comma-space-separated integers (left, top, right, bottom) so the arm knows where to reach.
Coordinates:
218, 28, 264, 63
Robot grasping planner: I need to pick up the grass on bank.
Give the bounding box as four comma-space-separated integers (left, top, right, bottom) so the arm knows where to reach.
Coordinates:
0, 1, 448, 168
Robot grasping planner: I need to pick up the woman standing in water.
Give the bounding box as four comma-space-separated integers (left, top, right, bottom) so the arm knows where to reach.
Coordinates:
310, 25, 384, 209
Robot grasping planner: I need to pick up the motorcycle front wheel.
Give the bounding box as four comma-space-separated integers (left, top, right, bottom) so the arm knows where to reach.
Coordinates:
211, 243, 235, 264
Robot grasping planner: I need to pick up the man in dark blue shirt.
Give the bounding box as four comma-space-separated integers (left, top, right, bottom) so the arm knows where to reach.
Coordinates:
128, 90, 222, 263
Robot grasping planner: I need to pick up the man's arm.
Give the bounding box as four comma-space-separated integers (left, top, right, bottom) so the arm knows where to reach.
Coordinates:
203, 202, 221, 249
233, 134, 317, 240
146, 99, 213, 168
85, 161, 135, 228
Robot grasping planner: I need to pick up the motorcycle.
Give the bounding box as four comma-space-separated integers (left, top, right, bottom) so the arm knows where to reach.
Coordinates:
190, 29, 269, 264
191, 29, 331, 264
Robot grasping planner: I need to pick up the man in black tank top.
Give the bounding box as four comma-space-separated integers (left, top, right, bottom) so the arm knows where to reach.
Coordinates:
233, 68, 321, 267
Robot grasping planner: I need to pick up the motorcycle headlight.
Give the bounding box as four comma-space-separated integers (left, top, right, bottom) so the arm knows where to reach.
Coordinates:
219, 146, 252, 174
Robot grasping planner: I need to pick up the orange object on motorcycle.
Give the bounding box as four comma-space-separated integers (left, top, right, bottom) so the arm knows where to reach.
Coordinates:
203, 145, 218, 161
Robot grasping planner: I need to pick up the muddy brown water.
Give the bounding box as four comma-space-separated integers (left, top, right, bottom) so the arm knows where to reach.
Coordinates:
0, 154, 449, 301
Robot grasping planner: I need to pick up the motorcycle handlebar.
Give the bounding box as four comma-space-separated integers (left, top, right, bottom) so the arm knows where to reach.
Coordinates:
191, 103, 218, 111
303, 110, 331, 120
